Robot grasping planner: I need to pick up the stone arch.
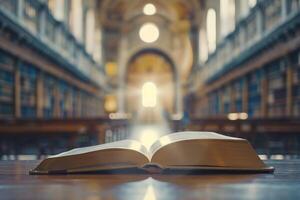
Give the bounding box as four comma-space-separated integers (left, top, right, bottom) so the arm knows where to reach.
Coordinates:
123, 48, 180, 115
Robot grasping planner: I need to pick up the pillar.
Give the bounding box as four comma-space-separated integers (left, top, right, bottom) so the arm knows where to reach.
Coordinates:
14, 61, 21, 118
286, 61, 293, 116
230, 83, 236, 112
175, 77, 182, 116
261, 69, 269, 117
242, 77, 249, 113
256, 5, 264, 37
219, 89, 224, 114
281, 0, 288, 20
17, 0, 24, 20
36, 72, 44, 118
38, 7, 46, 38
53, 85, 61, 118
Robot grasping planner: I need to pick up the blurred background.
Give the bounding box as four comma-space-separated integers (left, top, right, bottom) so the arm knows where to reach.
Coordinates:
0, 0, 300, 160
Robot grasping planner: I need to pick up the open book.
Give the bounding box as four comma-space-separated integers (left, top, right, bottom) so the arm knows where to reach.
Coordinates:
30, 131, 274, 174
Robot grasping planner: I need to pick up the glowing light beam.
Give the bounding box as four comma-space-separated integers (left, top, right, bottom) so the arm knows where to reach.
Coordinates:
142, 82, 157, 108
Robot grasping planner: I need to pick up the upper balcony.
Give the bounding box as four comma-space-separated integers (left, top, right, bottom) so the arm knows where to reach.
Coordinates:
0, 0, 106, 88
197, 0, 300, 87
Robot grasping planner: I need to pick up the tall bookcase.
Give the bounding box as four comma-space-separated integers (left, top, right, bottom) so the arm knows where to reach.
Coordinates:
248, 70, 262, 117
0, 50, 14, 118
234, 79, 243, 112
20, 63, 37, 118
208, 92, 219, 115
267, 61, 286, 117
43, 74, 55, 118
223, 87, 230, 114
292, 51, 300, 116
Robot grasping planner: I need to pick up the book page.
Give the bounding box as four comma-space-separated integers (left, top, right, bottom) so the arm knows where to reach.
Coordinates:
149, 131, 266, 170
33, 140, 150, 173
51, 139, 149, 159
149, 131, 242, 158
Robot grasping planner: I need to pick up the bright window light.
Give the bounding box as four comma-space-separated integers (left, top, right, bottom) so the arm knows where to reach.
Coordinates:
248, 0, 257, 8
143, 3, 156, 15
239, 112, 248, 120
140, 129, 159, 150
143, 185, 156, 200
228, 112, 248, 120
228, 113, 239, 120
139, 23, 159, 43
142, 82, 157, 107
207, 8, 216, 53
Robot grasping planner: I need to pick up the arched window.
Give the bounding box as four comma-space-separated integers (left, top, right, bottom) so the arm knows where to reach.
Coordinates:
199, 29, 208, 63
48, 0, 55, 14
220, 0, 235, 37
93, 28, 102, 63
48, 0, 64, 21
69, 0, 83, 41
85, 9, 95, 53
206, 8, 216, 53
248, 0, 257, 8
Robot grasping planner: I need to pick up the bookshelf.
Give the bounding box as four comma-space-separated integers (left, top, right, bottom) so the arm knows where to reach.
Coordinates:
0, 51, 14, 118
292, 52, 300, 116
20, 63, 37, 118
43, 75, 55, 118
212, 92, 219, 115
248, 70, 262, 117
267, 61, 286, 117
233, 79, 243, 113
58, 81, 72, 118
294, 73, 300, 116
223, 87, 230, 114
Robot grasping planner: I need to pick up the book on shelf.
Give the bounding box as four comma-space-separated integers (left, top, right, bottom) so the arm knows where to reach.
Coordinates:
30, 131, 274, 175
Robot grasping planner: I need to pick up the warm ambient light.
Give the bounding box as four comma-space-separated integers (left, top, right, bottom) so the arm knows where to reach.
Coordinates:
139, 23, 159, 43
143, 3, 156, 15
143, 185, 156, 200
142, 82, 157, 108
140, 128, 159, 150
228, 112, 248, 120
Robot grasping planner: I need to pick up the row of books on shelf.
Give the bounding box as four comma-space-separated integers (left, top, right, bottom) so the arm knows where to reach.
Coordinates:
0, 103, 14, 118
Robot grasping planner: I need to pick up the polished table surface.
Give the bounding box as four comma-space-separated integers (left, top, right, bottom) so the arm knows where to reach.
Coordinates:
0, 160, 300, 200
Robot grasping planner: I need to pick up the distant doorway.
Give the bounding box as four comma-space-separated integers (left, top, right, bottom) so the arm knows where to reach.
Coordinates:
125, 49, 176, 121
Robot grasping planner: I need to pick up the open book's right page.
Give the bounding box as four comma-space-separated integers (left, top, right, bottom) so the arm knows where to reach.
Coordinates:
149, 131, 273, 172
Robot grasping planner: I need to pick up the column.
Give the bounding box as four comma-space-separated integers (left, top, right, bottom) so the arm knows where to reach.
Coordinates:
38, 7, 46, 39
53, 85, 61, 118
14, 61, 21, 118
286, 60, 293, 116
230, 84, 236, 112
191, 25, 199, 65
261, 69, 269, 117
219, 89, 224, 114
77, 91, 82, 117
36, 72, 44, 118
175, 78, 183, 116
17, 0, 24, 21
256, 5, 264, 37
242, 77, 249, 113
117, 38, 127, 114
281, 0, 288, 20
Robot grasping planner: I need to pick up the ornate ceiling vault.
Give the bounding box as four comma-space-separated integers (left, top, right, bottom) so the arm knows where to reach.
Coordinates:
97, 0, 203, 29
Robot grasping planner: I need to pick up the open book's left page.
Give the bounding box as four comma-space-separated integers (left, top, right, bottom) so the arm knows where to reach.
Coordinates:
30, 140, 150, 174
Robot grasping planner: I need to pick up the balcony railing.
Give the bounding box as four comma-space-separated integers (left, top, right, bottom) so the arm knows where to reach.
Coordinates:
199, 0, 300, 84
0, 0, 105, 87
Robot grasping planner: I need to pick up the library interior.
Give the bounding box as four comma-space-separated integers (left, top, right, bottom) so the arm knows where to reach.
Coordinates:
1, 0, 300, 199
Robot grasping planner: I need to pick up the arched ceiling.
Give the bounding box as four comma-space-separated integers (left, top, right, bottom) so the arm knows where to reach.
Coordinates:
97, 0, 203, 28
127, 53, 172, 75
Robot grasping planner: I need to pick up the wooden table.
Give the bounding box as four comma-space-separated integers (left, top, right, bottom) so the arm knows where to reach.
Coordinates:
0, 160, 300, 199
